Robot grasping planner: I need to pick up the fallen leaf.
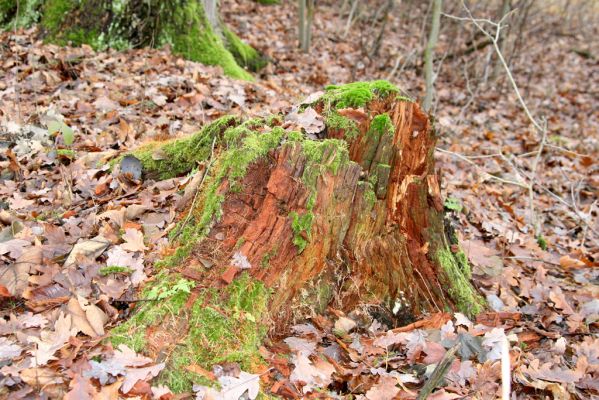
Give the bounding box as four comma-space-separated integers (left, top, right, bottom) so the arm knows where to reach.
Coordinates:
365, 376, 400, 400
121, 228, 147, 252
64, 236, 111, 267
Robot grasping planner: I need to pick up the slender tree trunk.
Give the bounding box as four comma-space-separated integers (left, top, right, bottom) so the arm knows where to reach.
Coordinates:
298, 0, 313, 52
491, 0, 511, 82
423, 0, 442, 112
299, 0, 306, 50
305, 0, 315, 51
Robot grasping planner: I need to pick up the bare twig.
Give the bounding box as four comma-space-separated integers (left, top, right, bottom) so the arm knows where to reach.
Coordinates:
435, 147, 528, 188
417, 344, 460, 400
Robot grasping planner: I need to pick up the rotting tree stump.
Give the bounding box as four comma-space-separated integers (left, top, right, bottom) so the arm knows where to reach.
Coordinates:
110, 81, 484, 391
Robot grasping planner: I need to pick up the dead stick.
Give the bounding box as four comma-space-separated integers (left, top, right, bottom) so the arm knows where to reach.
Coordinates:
416, 344, 460, 400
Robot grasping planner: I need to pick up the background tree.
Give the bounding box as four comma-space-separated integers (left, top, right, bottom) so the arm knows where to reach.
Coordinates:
0, 0, 265, 80
298, 0, 315, 52
423, 0, 442, 112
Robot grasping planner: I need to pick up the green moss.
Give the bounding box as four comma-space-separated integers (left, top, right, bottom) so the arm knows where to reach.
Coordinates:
40, 0, 108, 48
260, 247, 277, 268
325, 111, 360, 139
289, 211, 314, 253
158, 122, 284, 268
161, 1, 252, 80
436, 249, 484, 317
110, 273, 192, 352
322, 80, 400, 109
254, 0, 280, 4
156, 273, 270, 392
3, 0, 259, 80
360, 181, 377, 209
536, 234, 548, 250
444, 197, 463, 213
110, 273, 269, 393
129, 115, 239, 180
223, 27, 266, 72
282, 138, 350, 253
56, 148, 75, 158
99, 265, 132, 276
300, 139, 349, 188
369, 113, 393, 136
0, 0, 43, 29
286, 130, 304, 142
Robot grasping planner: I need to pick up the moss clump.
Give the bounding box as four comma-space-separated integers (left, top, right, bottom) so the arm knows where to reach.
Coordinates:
300, 139, 349, 188
290, 211, 314, 253
41, 0, 109, 48
155, 273, 270, 392
110, 273, 192, 352
254, 0, 280, 4
129, 115, 239, 180
223, 27, 266, 72
99, 265, 132, 276
56, 148, 75, 158
436, 249, 484, 317
369, 113, 393, 136
325, 111, 360, 139
536, 234, 548, 250
322, 80, 400, 109
283, 137, 350, 253
110, 273, 269, 393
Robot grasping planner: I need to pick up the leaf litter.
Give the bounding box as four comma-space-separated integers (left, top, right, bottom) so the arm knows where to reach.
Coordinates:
0, 0, 597, 398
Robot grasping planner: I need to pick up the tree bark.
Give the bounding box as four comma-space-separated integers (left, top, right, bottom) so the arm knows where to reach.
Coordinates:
0, 0, 264, 80
112, 81, 484, 390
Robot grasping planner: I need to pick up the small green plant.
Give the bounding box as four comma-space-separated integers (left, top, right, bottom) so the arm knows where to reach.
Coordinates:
48, 120, 74, 146
444, 197, 463, 213
99, 265, 132, 276
290, 211, 314, 253
536, 234, 548, 250
146, 278, 195, 301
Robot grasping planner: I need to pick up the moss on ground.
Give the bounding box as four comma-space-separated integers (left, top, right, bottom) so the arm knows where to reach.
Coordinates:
436, 248, 484, 317
110, 272, 193, 352
0, 0, 43, 29
111, 273, 269, 393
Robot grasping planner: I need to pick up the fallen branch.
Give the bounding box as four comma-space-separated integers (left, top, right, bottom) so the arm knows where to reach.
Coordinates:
416, 344, 460, 400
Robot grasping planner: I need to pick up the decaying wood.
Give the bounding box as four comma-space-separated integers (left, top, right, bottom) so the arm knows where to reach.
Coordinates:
149, 83, 483, 326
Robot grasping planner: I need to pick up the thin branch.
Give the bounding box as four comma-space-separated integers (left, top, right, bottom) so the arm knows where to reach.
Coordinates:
435, 147, 528, 188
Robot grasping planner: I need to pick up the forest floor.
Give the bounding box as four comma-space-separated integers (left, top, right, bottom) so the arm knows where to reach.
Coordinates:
0, 0, 597, 399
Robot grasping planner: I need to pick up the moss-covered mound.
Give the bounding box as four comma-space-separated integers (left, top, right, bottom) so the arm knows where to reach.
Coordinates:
0, 0, 264, 80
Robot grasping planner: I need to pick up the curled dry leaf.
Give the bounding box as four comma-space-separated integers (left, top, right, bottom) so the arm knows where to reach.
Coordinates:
64, 236, 111, 268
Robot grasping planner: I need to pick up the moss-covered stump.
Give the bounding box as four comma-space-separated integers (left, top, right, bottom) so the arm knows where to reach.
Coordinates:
0, 0, 264, 80
113, 81, 485, 392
